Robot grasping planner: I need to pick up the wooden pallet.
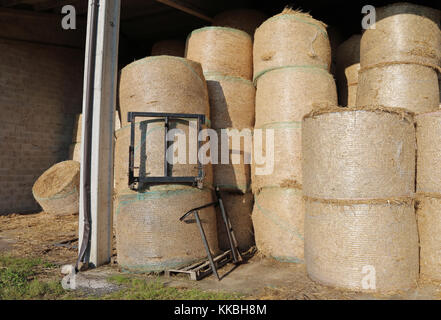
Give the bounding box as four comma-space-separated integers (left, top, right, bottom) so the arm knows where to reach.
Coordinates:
165, 250, 233, 281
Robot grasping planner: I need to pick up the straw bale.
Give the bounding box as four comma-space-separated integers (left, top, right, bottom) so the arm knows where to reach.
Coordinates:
305, 198, 419, 292
115, 187, 219, 272
186, 27, 253, 80
253, 8, 331, 83
336, 35, 361, 106
302, 108, 415, 199
360, 2, 441, 69
32, 160, 80, 216
252, 187, 304, 263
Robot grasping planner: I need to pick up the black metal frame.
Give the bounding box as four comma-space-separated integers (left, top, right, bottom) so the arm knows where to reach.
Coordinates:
177, 188, 243, 281
127, 111, 205, 190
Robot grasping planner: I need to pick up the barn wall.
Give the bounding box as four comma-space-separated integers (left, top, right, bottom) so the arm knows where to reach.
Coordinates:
0, 39, 83, 214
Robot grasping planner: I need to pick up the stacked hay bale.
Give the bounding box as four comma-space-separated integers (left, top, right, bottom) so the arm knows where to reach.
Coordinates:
116, 56, 219, 272
303, 107, 419, 292
415, 111, 441, 281
356, 3, 441, 113
186, 26, 255, 251
212, 9, 267, 37
251, 8, 337, 263
32, 160, 80, 216
151, 39, 185, 57
336, 35, 361, 107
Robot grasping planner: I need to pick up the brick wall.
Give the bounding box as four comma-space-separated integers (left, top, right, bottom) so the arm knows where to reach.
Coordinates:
0, 39, 83, 214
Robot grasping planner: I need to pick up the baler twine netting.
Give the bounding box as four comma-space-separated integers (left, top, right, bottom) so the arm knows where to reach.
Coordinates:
115, 186, 219, 272
253, 8, 331, 84
252, 186, 304, 263
32, 160, 80, 216
360, 2, 441, 71
119, 55, 209, 126
302, 106, 416, 200
185, 26, 253, 80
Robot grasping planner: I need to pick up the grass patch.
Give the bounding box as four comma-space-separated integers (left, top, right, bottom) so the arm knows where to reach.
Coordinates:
106, 275, 242, 300
0, 255, 67, 300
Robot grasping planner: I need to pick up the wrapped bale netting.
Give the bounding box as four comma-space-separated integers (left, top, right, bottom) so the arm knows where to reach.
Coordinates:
114, 122, 213, 194
212, 9, 267, 36
151, 39, 185, 57
252, 123, 302, 192
356, 63, 440, 113
416, 111, 441, 194
252, 187, 304, 263
119, 56, 209, 126
336, 35, 361, 106
212, 129, 252, 194
217, 191, 254, 252
186, 27, 253, 80
206, 73, 255, 130
416, 195, 441, 281
32, 160, 80, 216
360, 3, 441, 70
302, 107, 416, 200
253, 8, 331, 84
254, 67, 337, 127
305, 198, 419, 292
115, 187, 219, 272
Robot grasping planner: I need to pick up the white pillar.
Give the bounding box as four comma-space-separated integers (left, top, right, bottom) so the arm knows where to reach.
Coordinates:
79, 0, 120, 267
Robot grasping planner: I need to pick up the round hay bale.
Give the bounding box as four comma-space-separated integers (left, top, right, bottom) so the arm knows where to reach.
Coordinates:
360, 3, 441, 69
114, 121, 213, 194
255, 67, 337, 127
119, 56, 209, 126
305, 198, 419, 292
205, 73, 255, 130
212, 129, 252, 194
68, 142, 81, 162
216, 191, 254, 252
252, 123, 302, 192
416, 195, 441, 281
356, 63, 439, 113
302, 107, 415, 200
252, 187, 304, 263
72, 114, 82, 143
115, 187, 219, 272
151, 39, 185, 57
32, 160, 80, 216
186, 27, 253, 80
416, 111, 441, 194
253, 8, 331, 84
336, 35, 361, 106
212, 9, 267, 36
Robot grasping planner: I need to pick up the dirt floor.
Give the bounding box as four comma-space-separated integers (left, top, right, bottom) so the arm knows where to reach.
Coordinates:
1, 211, 441, 300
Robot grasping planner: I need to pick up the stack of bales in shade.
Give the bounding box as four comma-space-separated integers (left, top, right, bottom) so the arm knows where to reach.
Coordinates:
251, 8, 337, 263
151, 39, 186, 57
115, 56, 219, 272
186, 25, 255, 251
69, 113, 121, 163
356, 3, 441, 113
32, 160, 80, 216
212, 8, 267, 37
303, 106, 419, 292
415, 111, 441, 281
336, 35, 361, 107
